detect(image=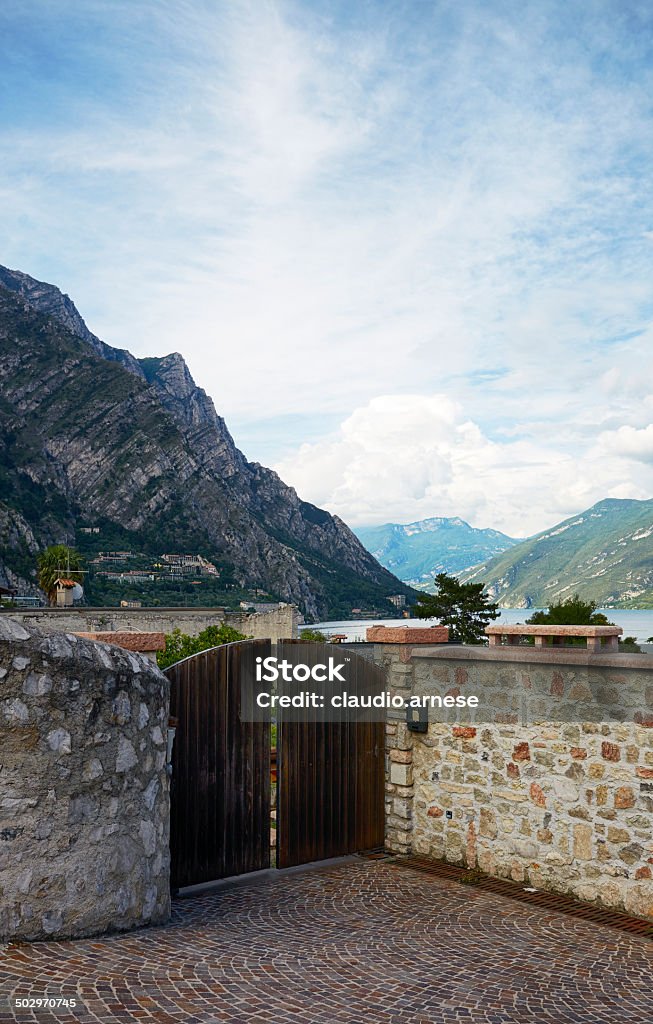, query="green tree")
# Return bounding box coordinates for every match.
[620,636,641,652]
[526,595,611,626]
[299,628,328,642]
[157,622,248,669]
[413,573,499,644]
[37,544,84,605]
